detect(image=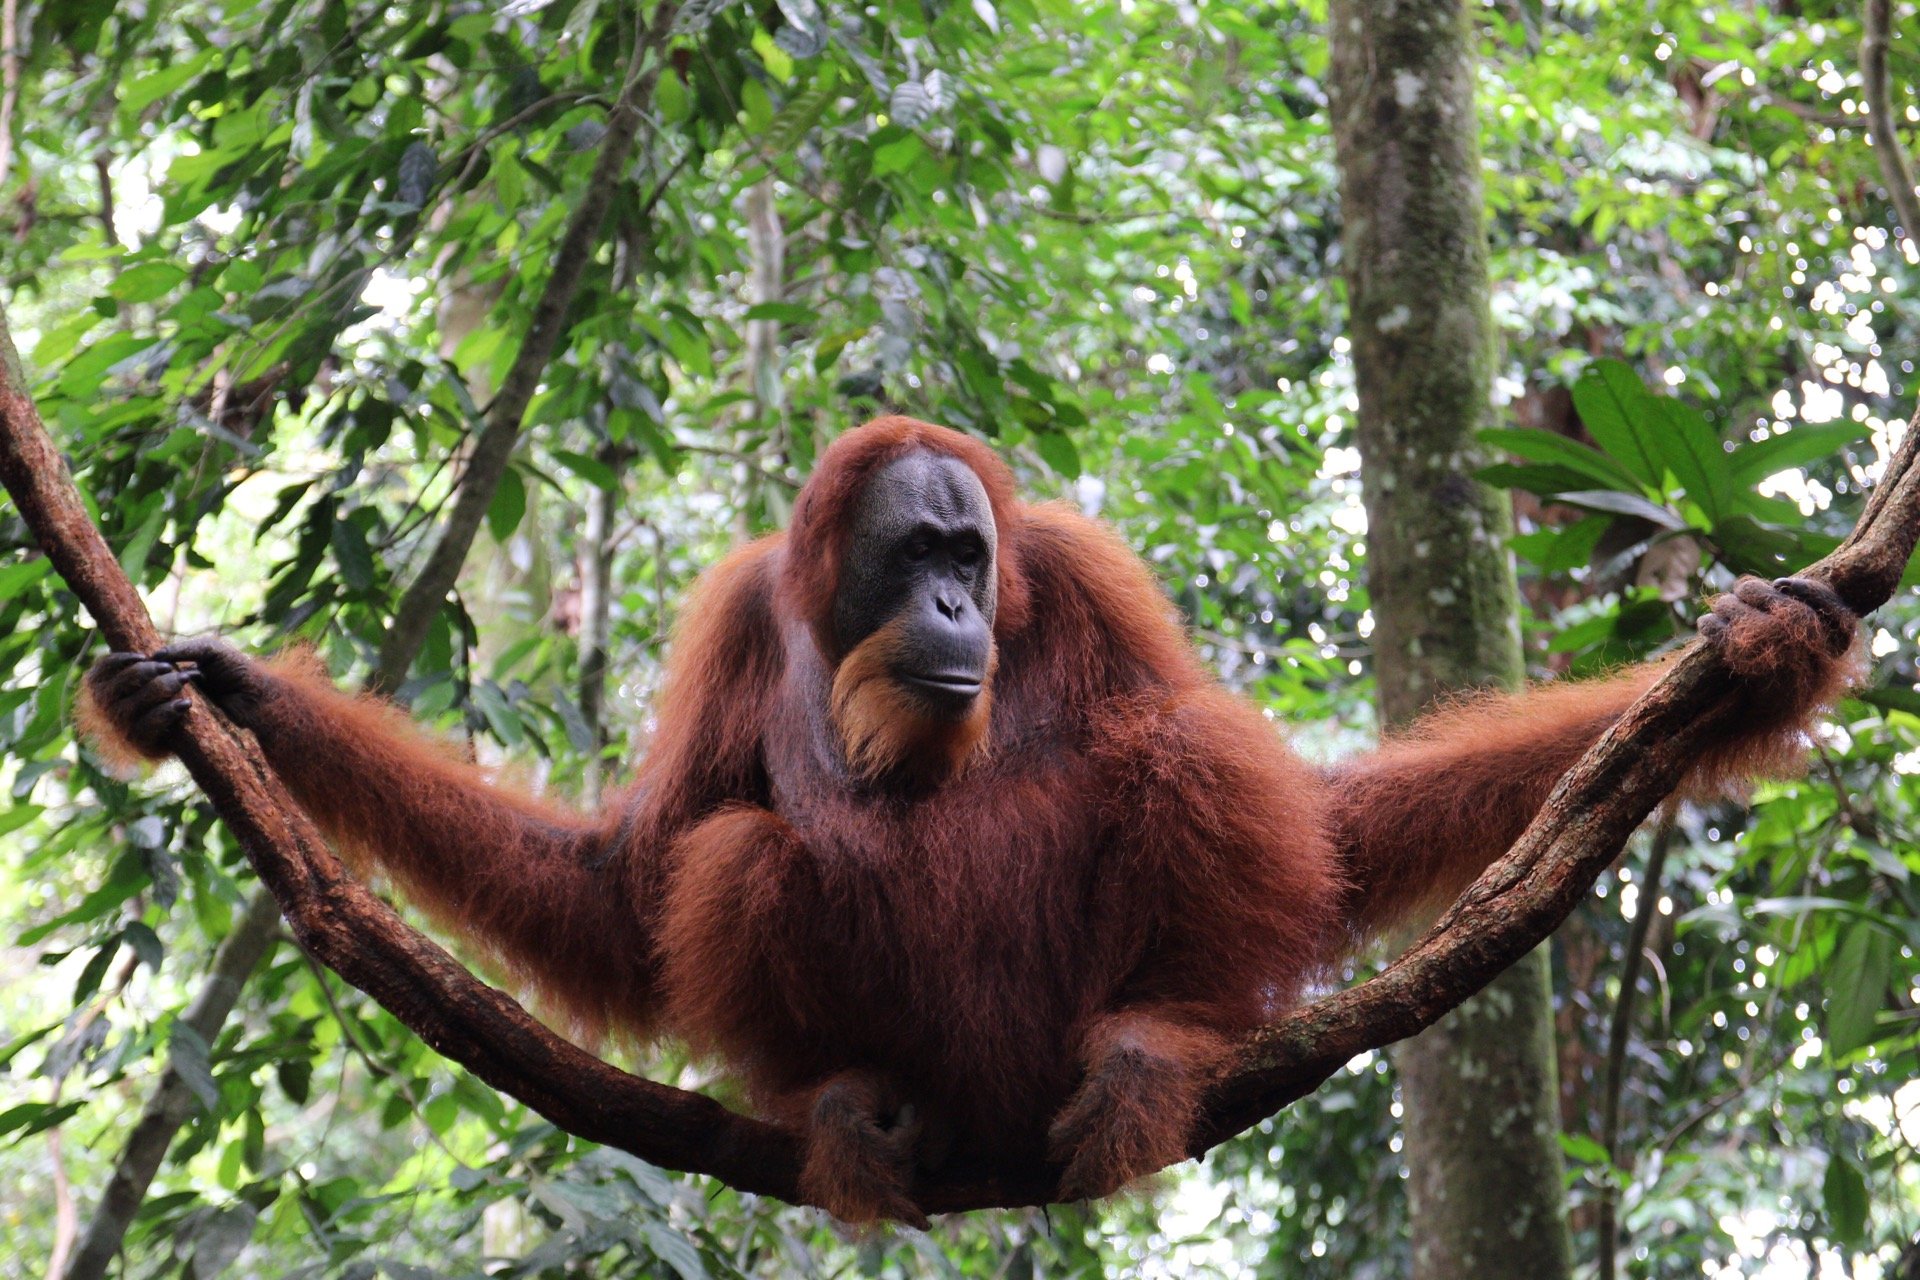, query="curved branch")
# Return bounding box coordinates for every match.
[5,294,1919,1212]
